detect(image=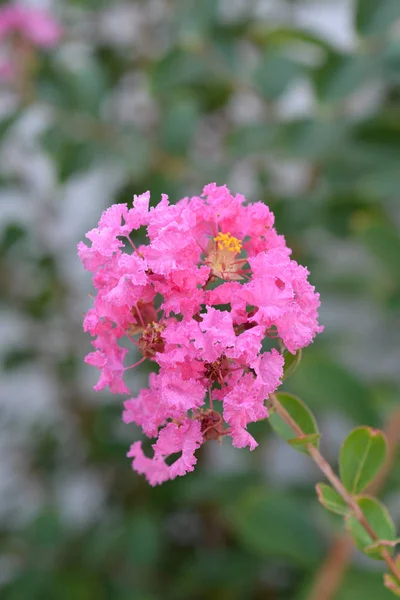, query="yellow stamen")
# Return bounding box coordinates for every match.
[214,232,242,254]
